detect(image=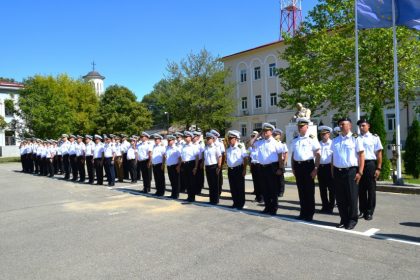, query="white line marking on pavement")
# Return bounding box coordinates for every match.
[363,228,380,236]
